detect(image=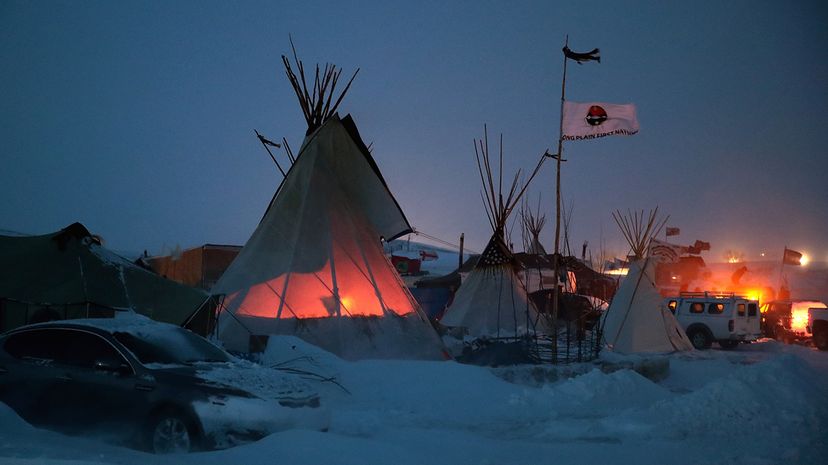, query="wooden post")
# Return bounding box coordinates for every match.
[459,233,465,269]
[550,35,570,363]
